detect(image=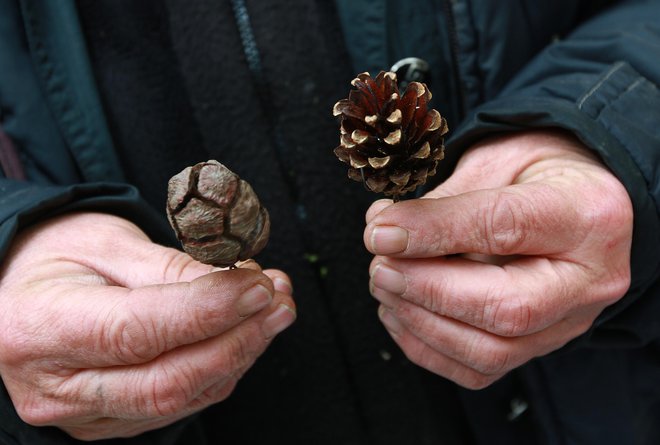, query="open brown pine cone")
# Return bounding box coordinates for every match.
[333,71,448,198]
